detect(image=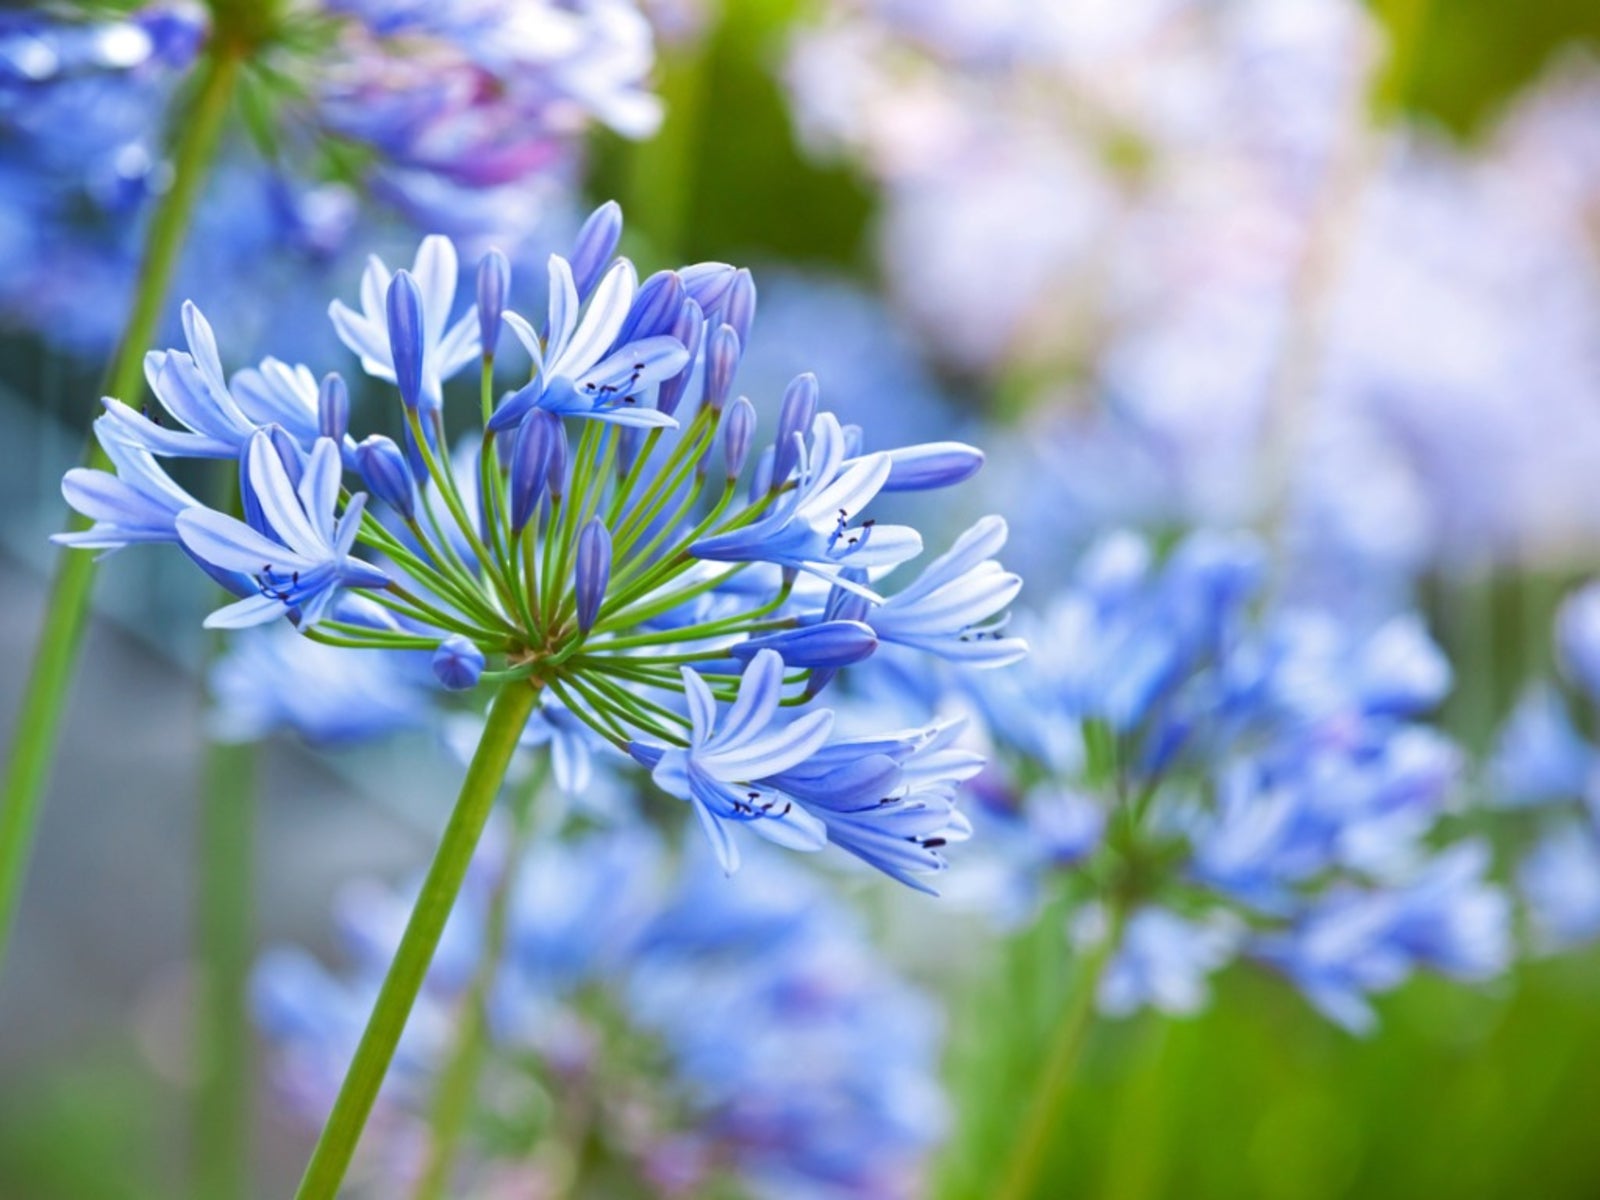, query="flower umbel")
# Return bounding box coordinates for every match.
[57,202,1018,887]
